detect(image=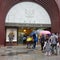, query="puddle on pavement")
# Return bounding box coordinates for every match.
[1,51,28,56]
[0,47,35,56]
